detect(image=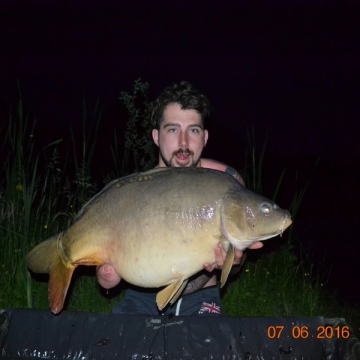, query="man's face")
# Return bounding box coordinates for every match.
[152,103,209,167]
